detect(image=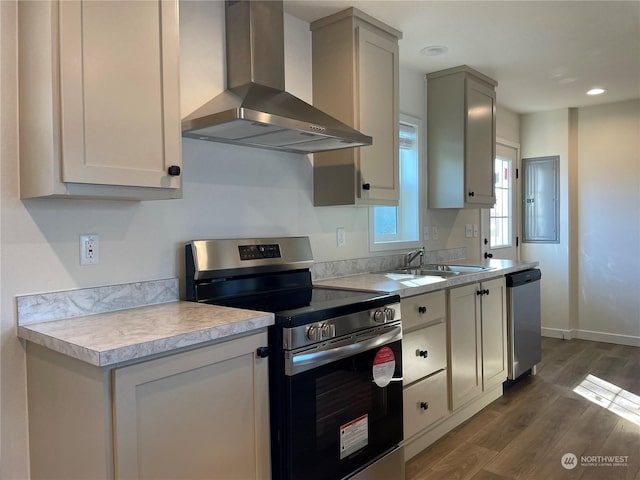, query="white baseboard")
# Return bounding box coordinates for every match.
[542,327,640,347]
[574,329,640,347]
[541,327,573,340]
